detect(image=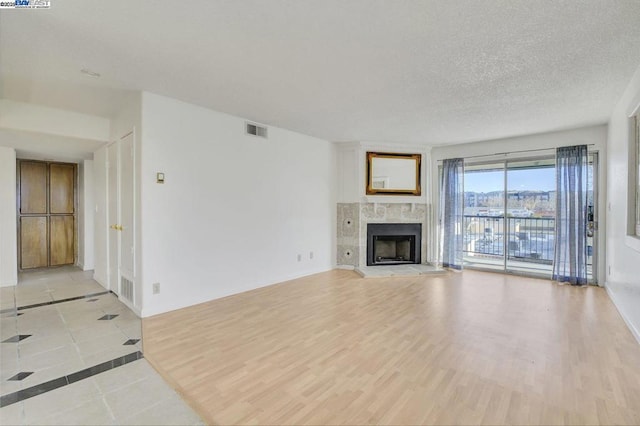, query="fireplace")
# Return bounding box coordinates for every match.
[367,223,421,266]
